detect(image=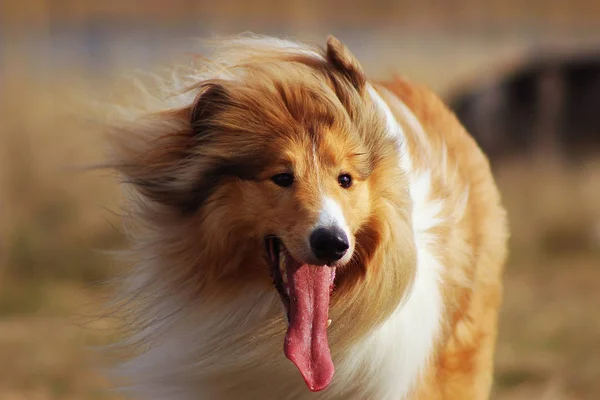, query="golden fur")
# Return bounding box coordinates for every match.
[106,34,508,399]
